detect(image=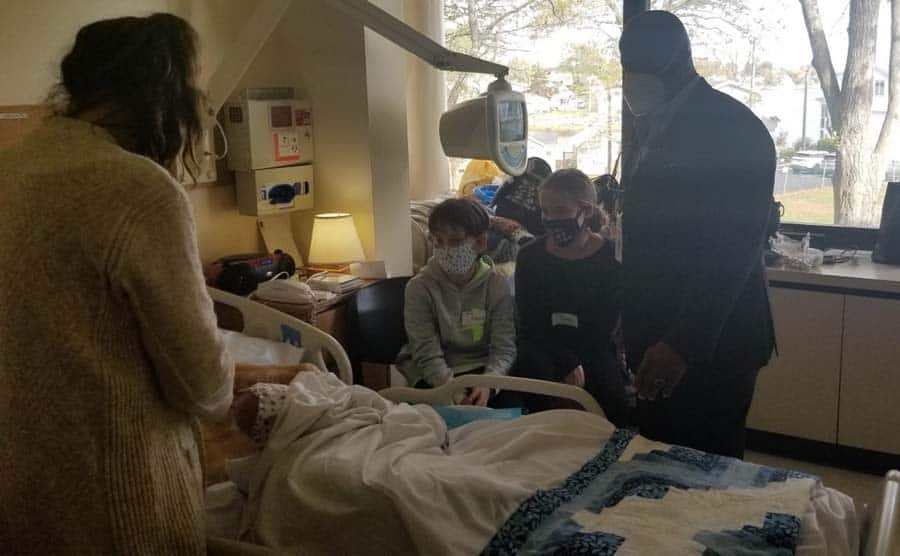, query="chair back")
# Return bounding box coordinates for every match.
[346,277,412,366]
